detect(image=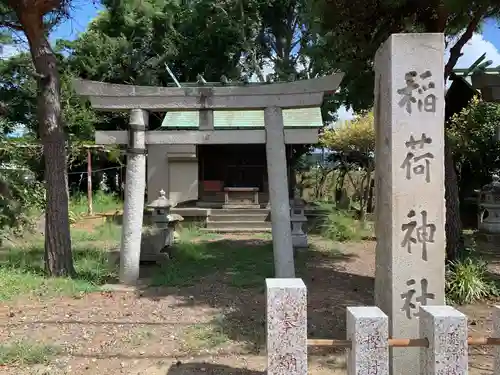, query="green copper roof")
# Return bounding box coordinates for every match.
[160,107,323,128]
[161,111,199,128]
